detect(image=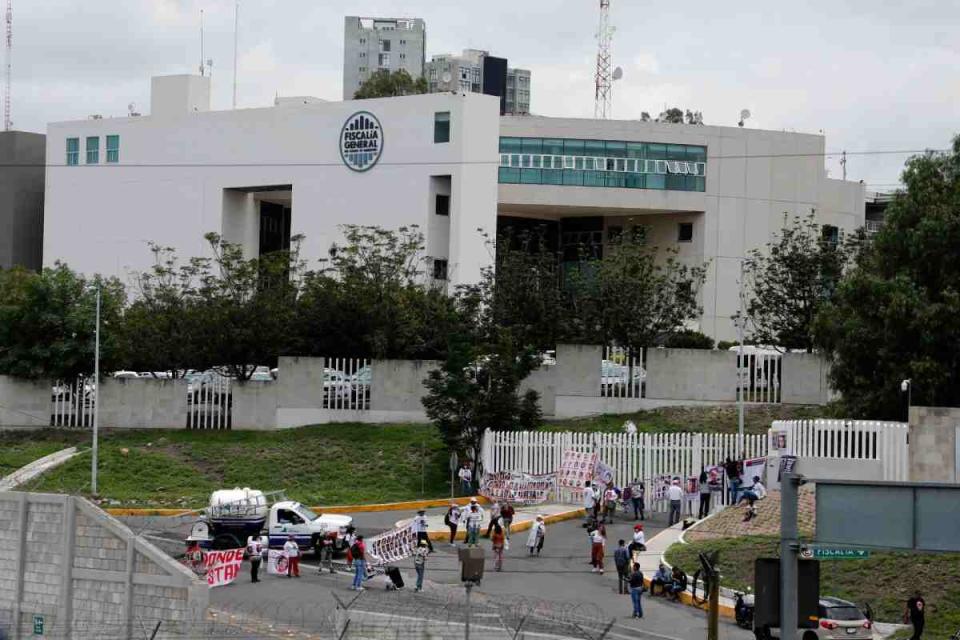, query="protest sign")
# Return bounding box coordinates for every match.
[705,465,723,492]
[685,476,699,497]
[741,457,767,484]
[593,461,615,488]
[267,549,288,576]
[479,471,555,505]
[651,475,673,502]
[203,548,244,588]
[366,526,418,566]
[557,450,598,489]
